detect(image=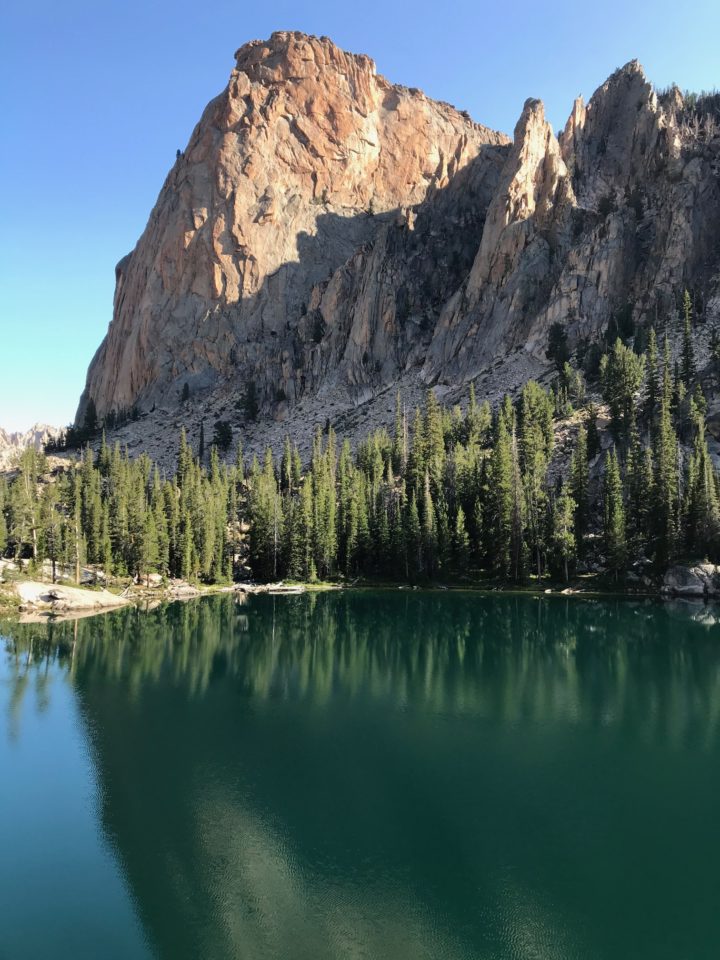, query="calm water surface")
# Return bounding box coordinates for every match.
[2,591,720,960]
